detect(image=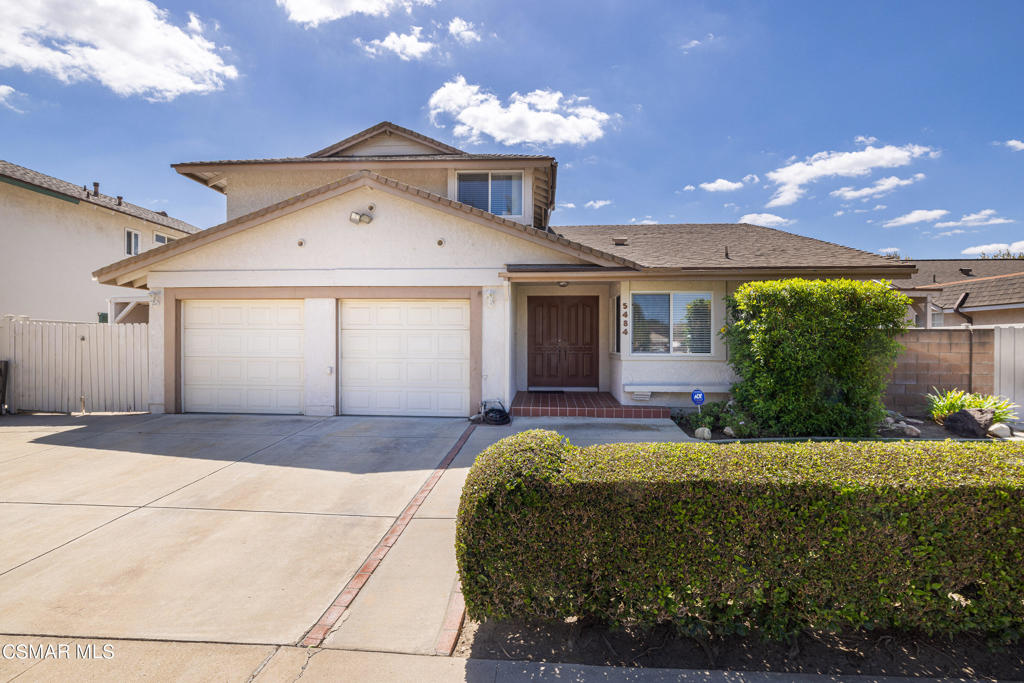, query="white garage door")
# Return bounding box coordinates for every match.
[340,299,470,417]
[182,300,304,414]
